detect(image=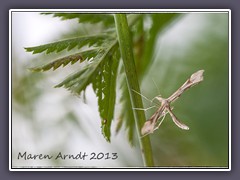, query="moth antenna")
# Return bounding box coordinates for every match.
[152,78,161,95]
